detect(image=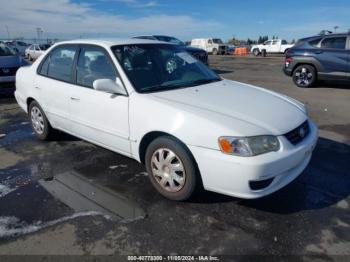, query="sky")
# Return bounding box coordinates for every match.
[0,0,349,42]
